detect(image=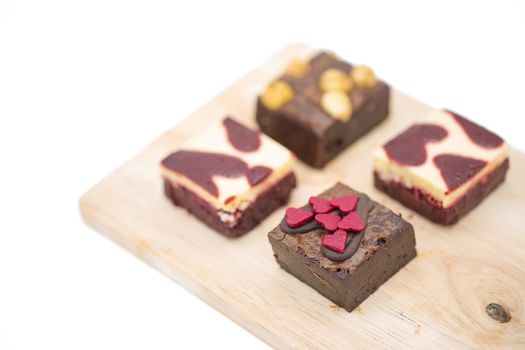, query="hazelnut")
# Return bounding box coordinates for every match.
[319,68,353,93]
[350,65,377,88]
[261,80,294,110]
[285,58,310,77]
[320,91,353,121]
